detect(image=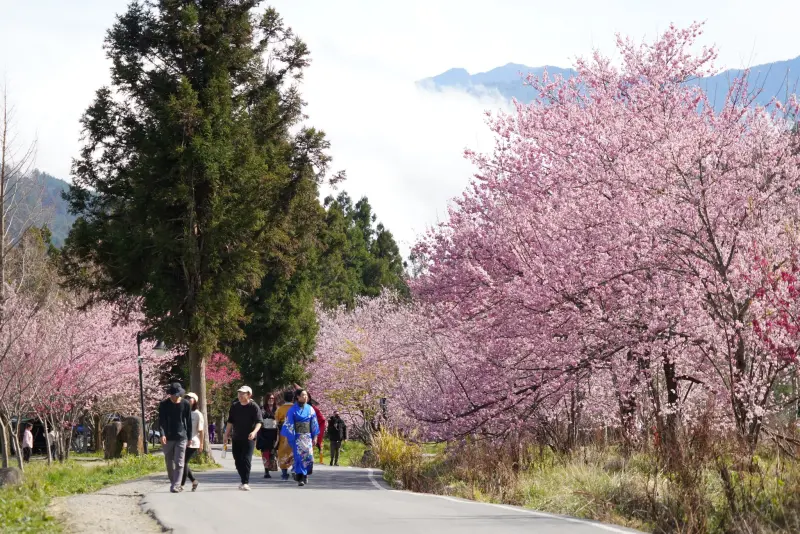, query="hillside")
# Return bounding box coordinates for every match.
[8,170,76,248]
[420,55,800,109]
